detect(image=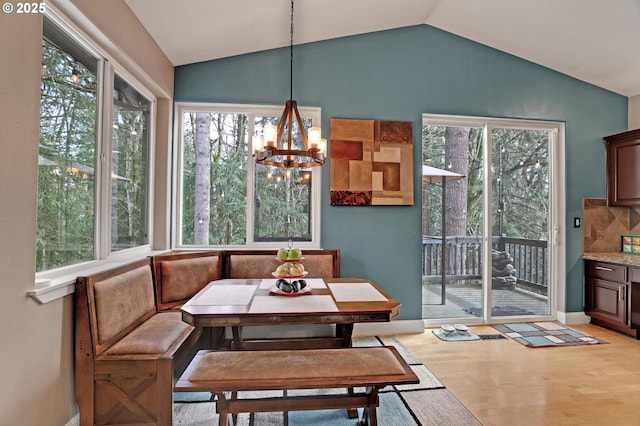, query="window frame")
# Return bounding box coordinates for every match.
[32,5,158,302]
[173,102,322,249]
